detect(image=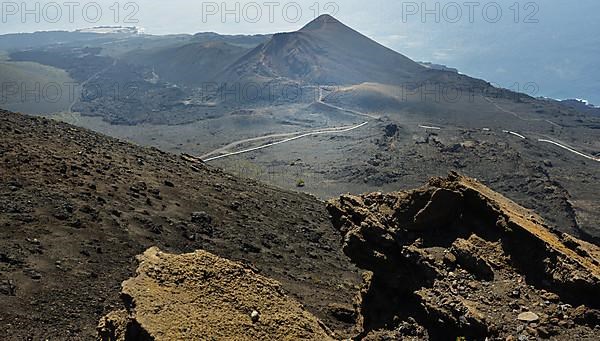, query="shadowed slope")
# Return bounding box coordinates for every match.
[221,14,425,86]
